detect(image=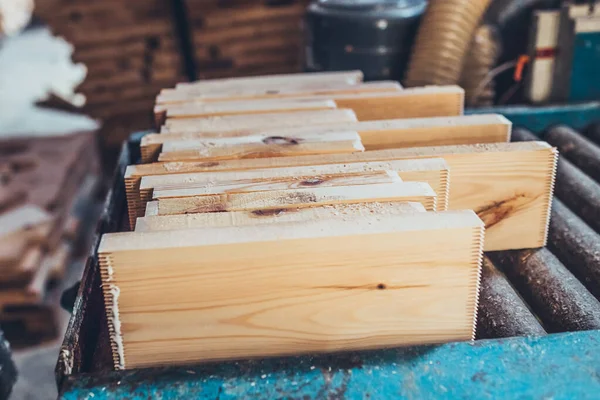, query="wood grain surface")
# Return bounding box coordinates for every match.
[157,81,400,105]
[147,182,437,215]
[151,170,401,199]
[128,142,556,250]
[161,109,358,134]
[99,210,484,369]
[140,114,510,162]
[135,202,426,232]
[126,158,449,226]
[157,131,365,162]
